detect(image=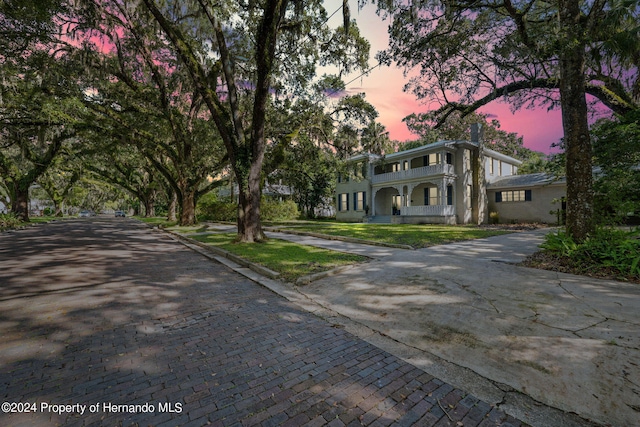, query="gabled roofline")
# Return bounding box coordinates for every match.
[346,153,381,163]
[483,148,523,165]
[345,140,523,166]
[383,140,459,160]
